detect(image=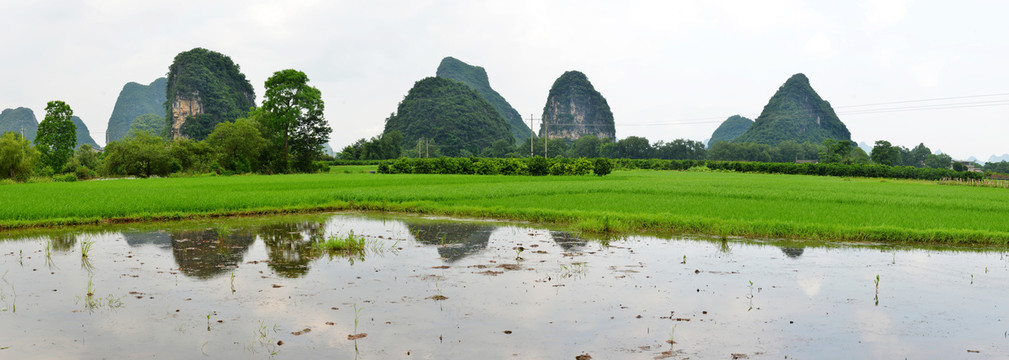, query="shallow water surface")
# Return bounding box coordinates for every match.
[0,213,1007,359]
